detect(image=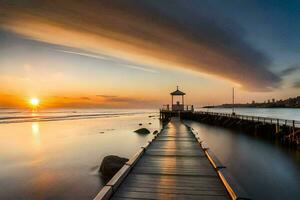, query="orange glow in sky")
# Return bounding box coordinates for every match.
[0,1,299,109]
